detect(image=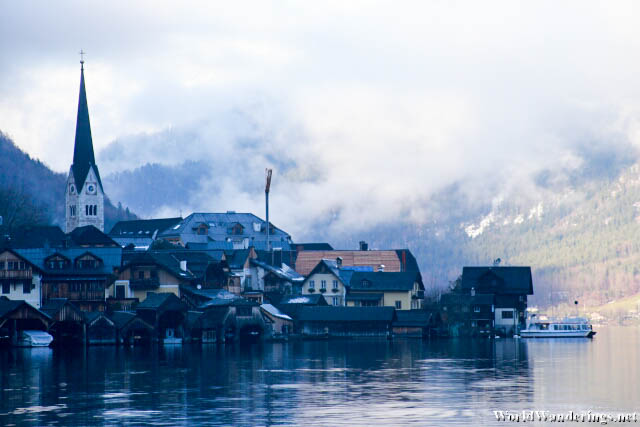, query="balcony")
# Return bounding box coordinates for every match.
[129,278,160,290]
[412,290,425,299]
[0,270,32,279]
[106,297,139,312]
